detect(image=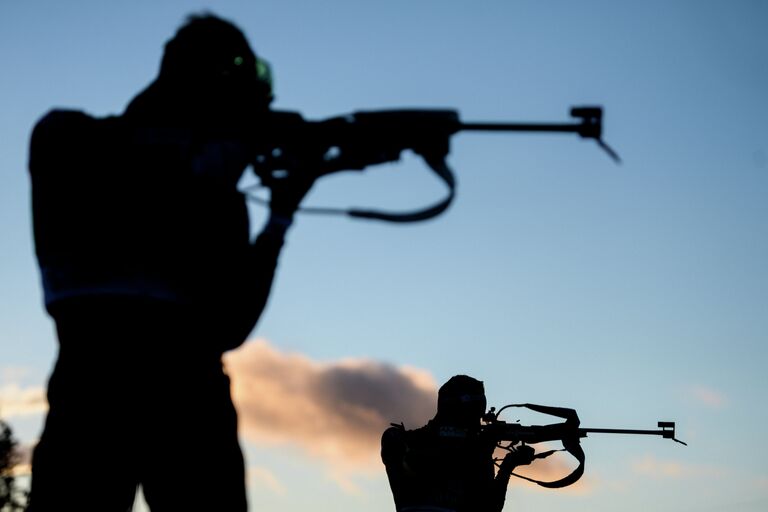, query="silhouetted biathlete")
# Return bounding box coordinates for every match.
[26,13,317,512]
[381,375,535,512]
